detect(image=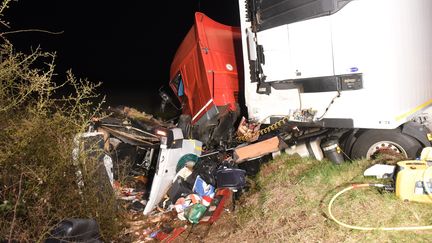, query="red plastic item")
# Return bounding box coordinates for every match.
[155,231,169,241]
[200,188,232,224]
